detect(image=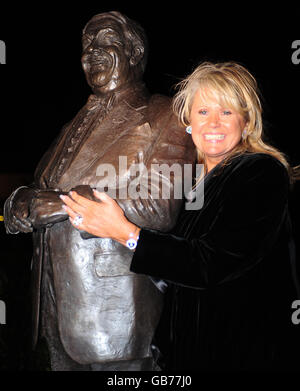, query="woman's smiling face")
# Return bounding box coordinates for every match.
[190,88,248,171]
